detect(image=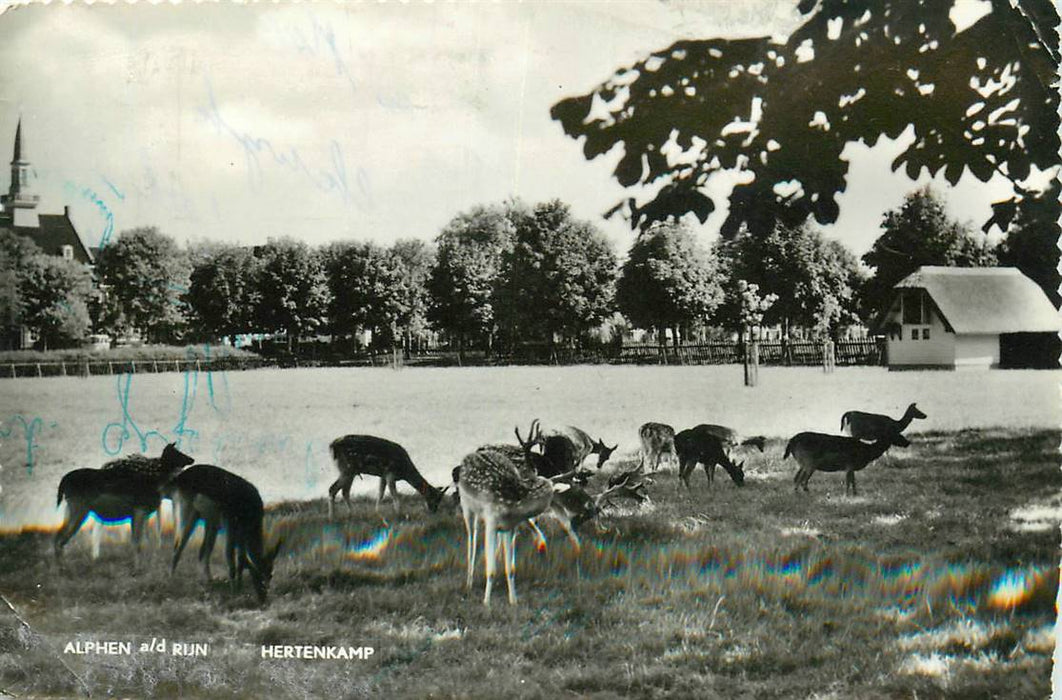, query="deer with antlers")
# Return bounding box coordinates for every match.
[327,435,447,518]
[54,443,194,562]
[459,419,579,606]
[538,425,618,475]
[167,464,283,603]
